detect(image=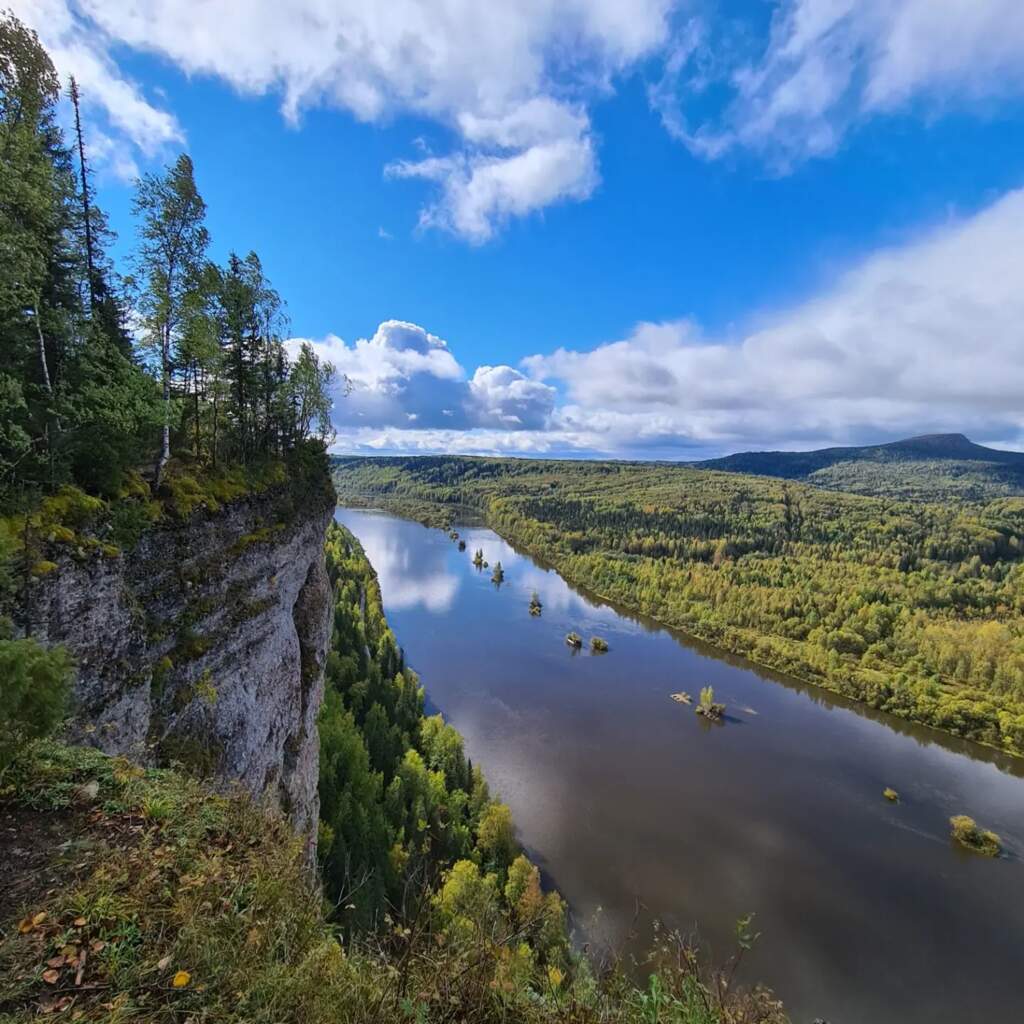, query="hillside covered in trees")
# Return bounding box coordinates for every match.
[695,433,1024,501]
[333,455,1024,757]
